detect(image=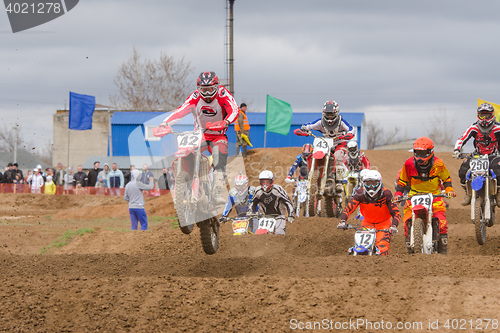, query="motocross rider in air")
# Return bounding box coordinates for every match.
[300,101,355,194]
[159,72,239,205]
[394,137,456,255]
[250,170,294,235]
[219,173,258,232]
[337,170,400,256]
[453,103,500,207]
